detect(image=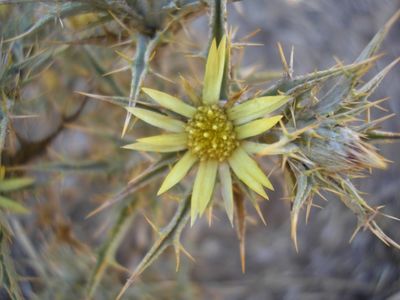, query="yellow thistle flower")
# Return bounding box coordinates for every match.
[124,36,290,224]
